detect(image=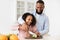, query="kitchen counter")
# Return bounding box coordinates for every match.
[19,34,60,40]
